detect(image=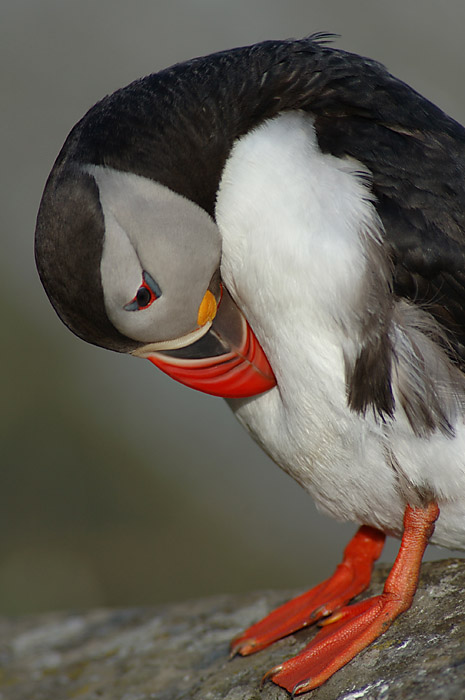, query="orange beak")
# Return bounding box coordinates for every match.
[145,287,276,399]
